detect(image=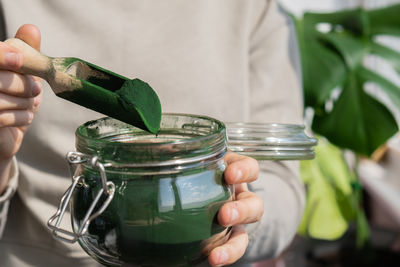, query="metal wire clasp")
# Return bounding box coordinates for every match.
[47,152,115,243]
